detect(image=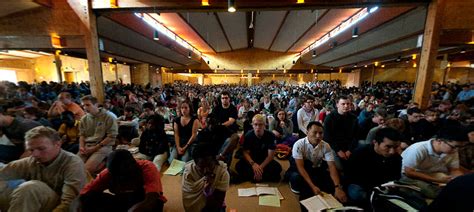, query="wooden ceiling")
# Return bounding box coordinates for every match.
[2,0,473,73]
